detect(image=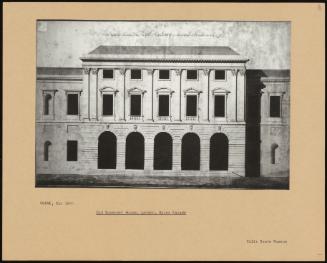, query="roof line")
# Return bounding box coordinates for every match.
[80,58,249,63]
